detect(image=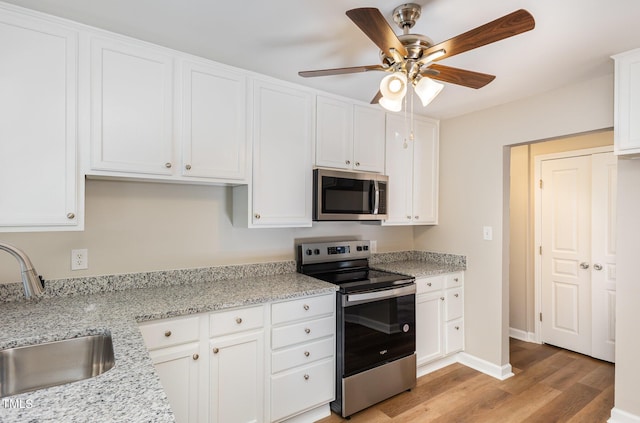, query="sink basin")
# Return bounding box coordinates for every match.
[0,333,115,398]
